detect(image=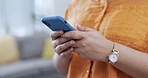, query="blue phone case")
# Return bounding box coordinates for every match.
[42,16,75,32]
